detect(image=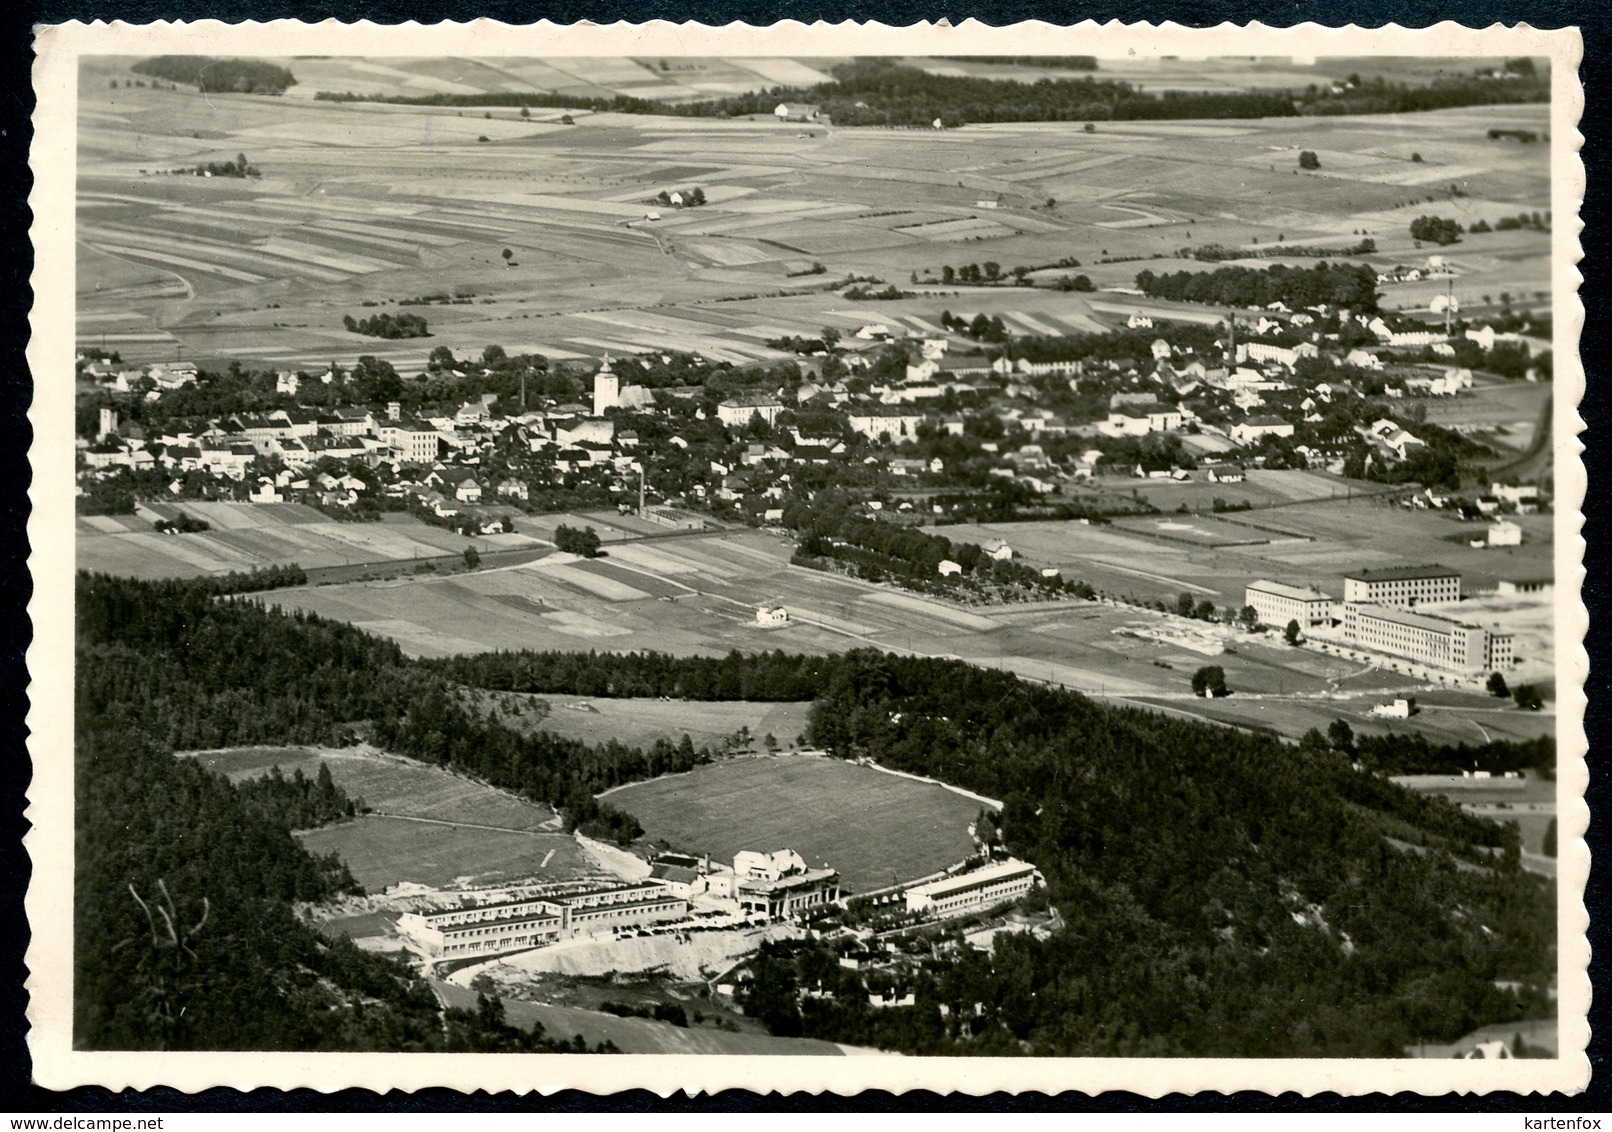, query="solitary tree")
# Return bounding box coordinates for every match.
[1327,719,1355,755]
[1176,592,1197,618]
[1191,665,1228,698]
[519,105,530,118]
[463,545,481,571]
[1512,683,1544,711]
[1284,619,1303,646]
[1298,150,1321,170]
[1487,671,1511,698]
[1238,604,1259,630]
[501,247,514,266]
[1543,816,1557,858]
